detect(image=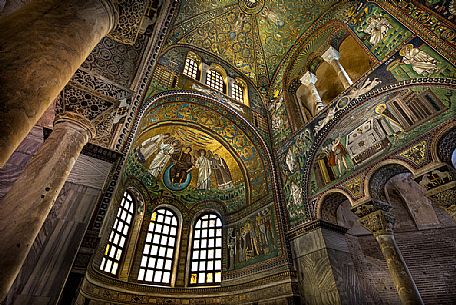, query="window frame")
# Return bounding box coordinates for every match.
[100,191,135,276]
[188,212,223,286]
[231,81,244,103]
[183,57,199,80]
[137,207,181,286]
[205,69,226,94]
